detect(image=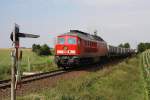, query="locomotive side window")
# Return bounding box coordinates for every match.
[68,37,76,44]
[58,37,65,44]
